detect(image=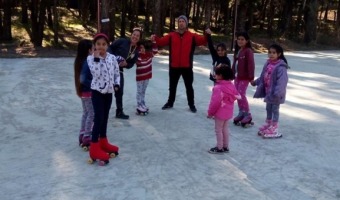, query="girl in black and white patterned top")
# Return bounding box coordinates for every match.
[86,33,123,165]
